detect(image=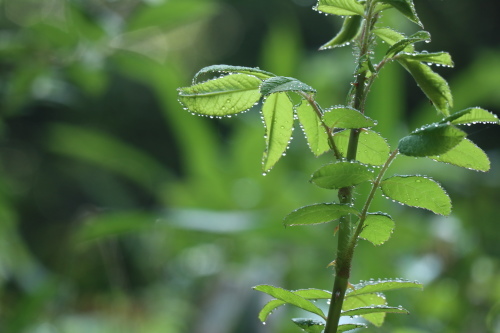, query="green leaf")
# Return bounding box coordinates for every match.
[341,305,409,317]
[192,64,275,83]
[260,76,316,95]
[314,0,365,16]
[442,107,500,125]
[334,130,391,166]
[311,161,375,189]
[398,59,453,115]
[398,52,454,68]
[343,293,387,327]
[373,27,407,46]
[296,101,331,156]
[320,15,363,50]
[253,285,326,319]
[398,123,466,157]
[322,106,377,129]
[380,175,451,215]
[376,0,422,27]
[262,92,294,172]
[258,299,286,322]
[178,74,262,116]
[385,31,430,57]
[338,324,368,332]
[291,318,325,333]
[284,203,359,227]
[429,139,490,172]
[348,279,423,296]
[359,213,395,246]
